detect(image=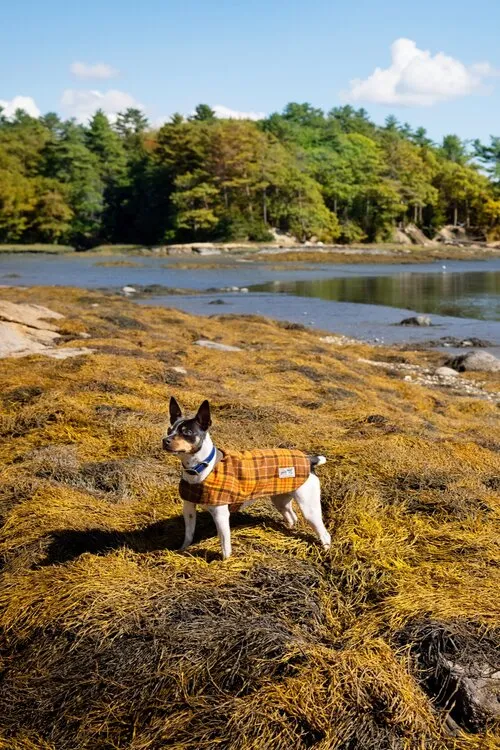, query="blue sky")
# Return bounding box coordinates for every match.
[1,0,500,142]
